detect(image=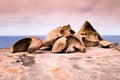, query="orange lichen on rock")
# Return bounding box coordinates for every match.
[5,68,16,74]
[0,56,18,61]
[51,68,69,80]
